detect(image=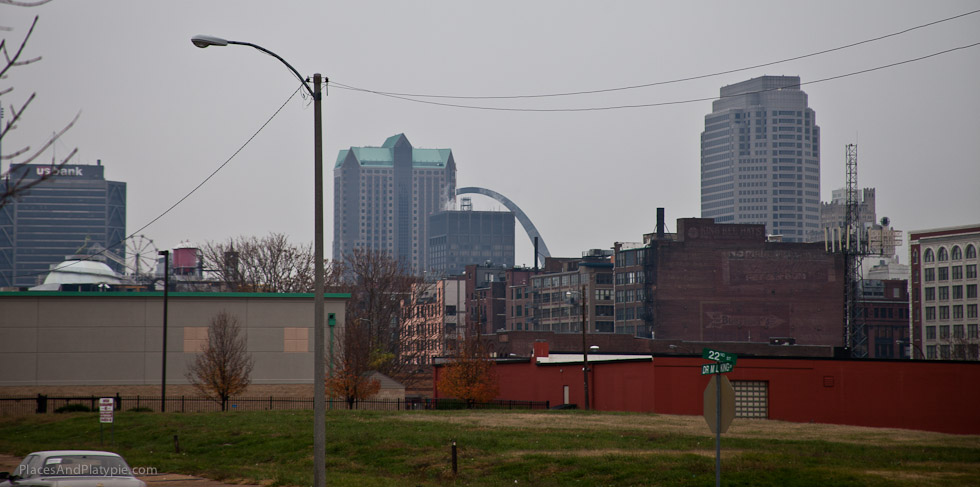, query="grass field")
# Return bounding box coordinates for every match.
[0,410,978,486]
